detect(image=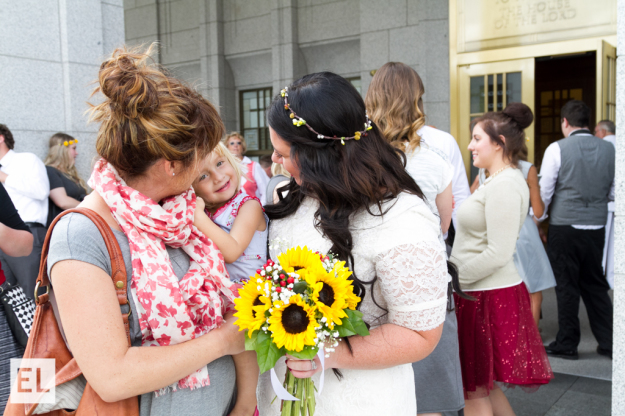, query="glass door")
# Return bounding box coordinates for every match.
[458,59,535,182]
